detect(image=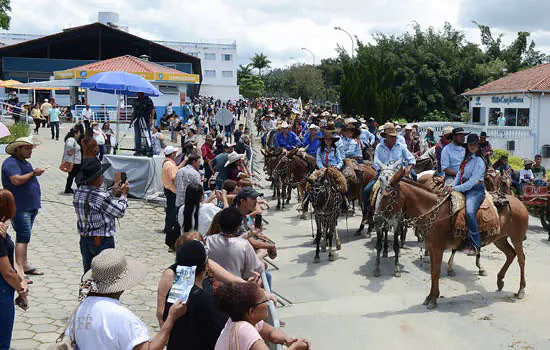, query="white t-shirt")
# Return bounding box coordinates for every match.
[70,296,150,350]
[93,129,106,145]
[178,202,221,236]
[519,169,534,183]
[82,108,93,121]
